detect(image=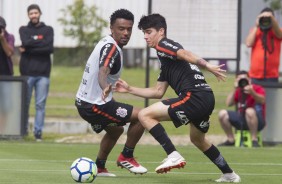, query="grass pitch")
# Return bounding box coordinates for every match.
[0,141,281,184]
